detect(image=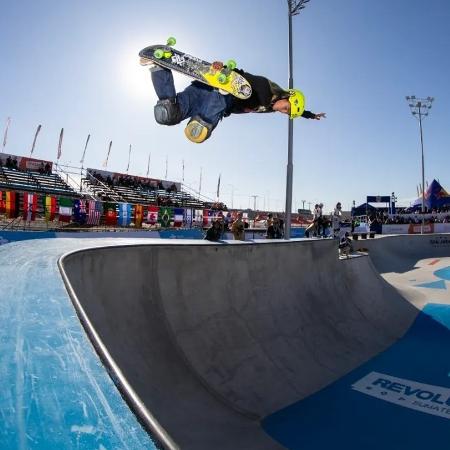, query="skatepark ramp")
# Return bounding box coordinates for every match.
[60,238,418,449]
